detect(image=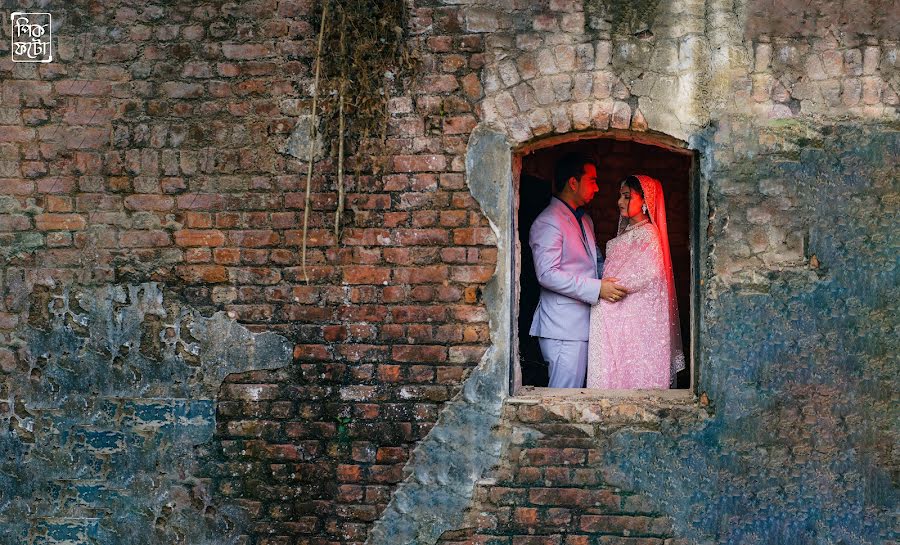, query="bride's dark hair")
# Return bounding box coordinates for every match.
[621,175,644,199]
